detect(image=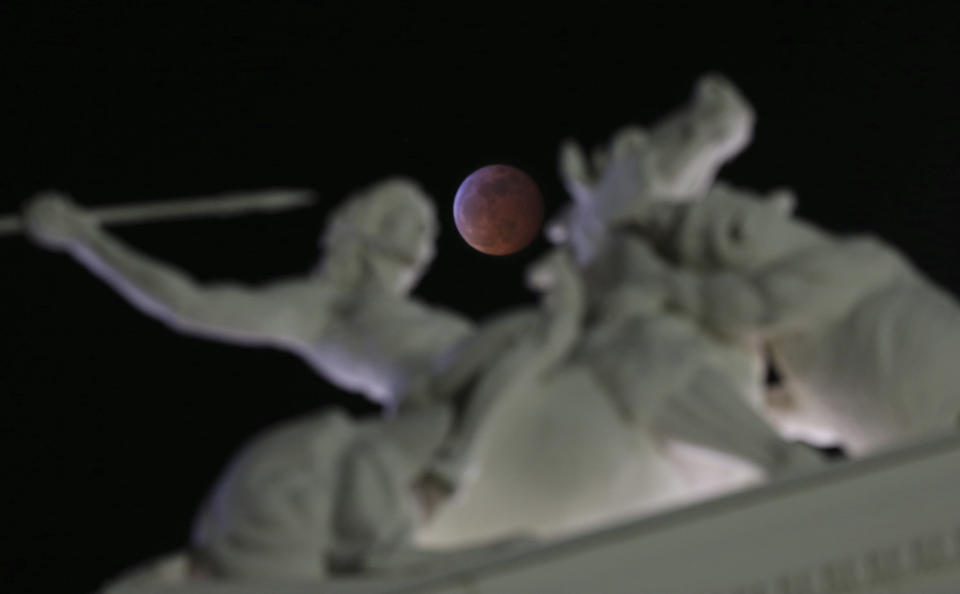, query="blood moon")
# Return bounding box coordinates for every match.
[453,164,544,256]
